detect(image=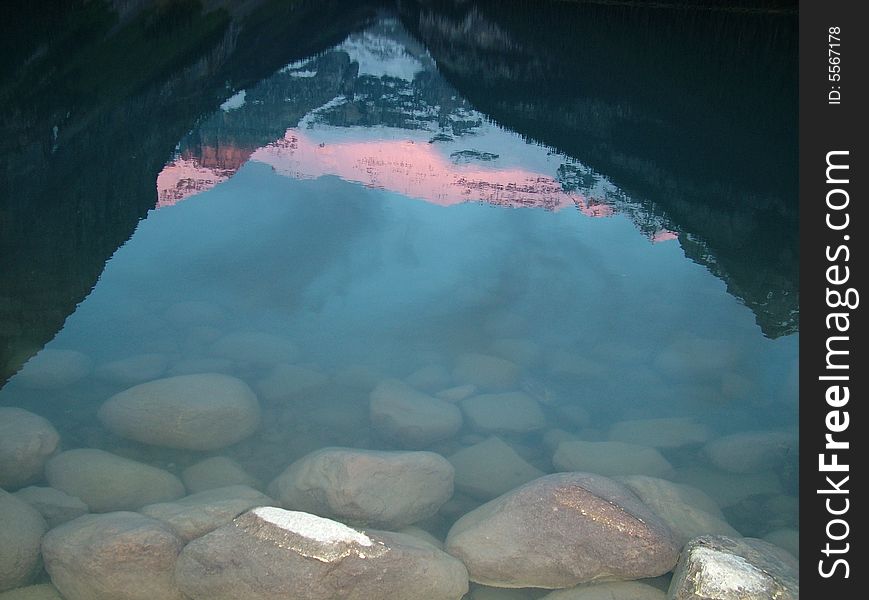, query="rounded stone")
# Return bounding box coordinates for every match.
[703,431,797,474]
[13,349,92,390]
[445,472,680,589]
[98,373,261,450]
[0,408,60,489]
[461,392,545,435]
[45,449,185,512]
[13,486,88,528]
[453,354,520,391]
[0,490,47,593]
[553,441,674,479]
[608,417,711,448]
[268,447,454,529]
[209,331,299,368]
[370,379,463,448]
[41,512,186,600]
[255,363,328,401]
[94,353,169,385]
[181,456,261,494]
[448,437,545,500]
[175,507,469,600]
